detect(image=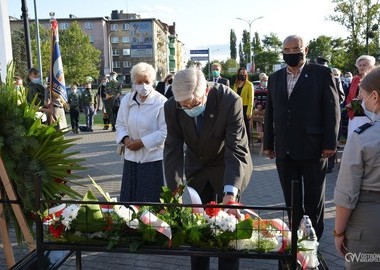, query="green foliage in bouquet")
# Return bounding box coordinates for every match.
[0,62,85,242]
[73,190,106,233]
